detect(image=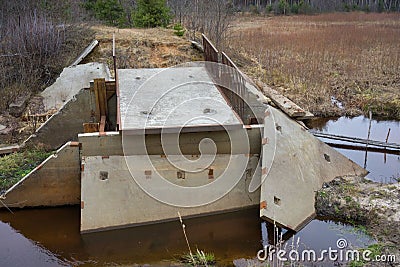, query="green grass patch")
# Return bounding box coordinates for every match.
[181,249,216,266]
[0,148,52,192]
[349,243,385,267]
